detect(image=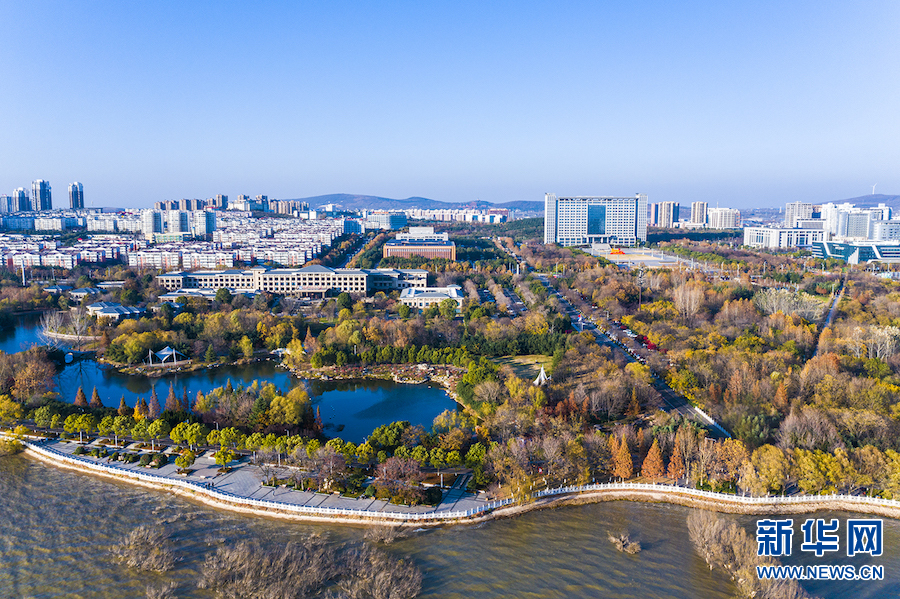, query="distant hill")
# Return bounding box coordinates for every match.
[834,194,900,209]
[285,193,543,212]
